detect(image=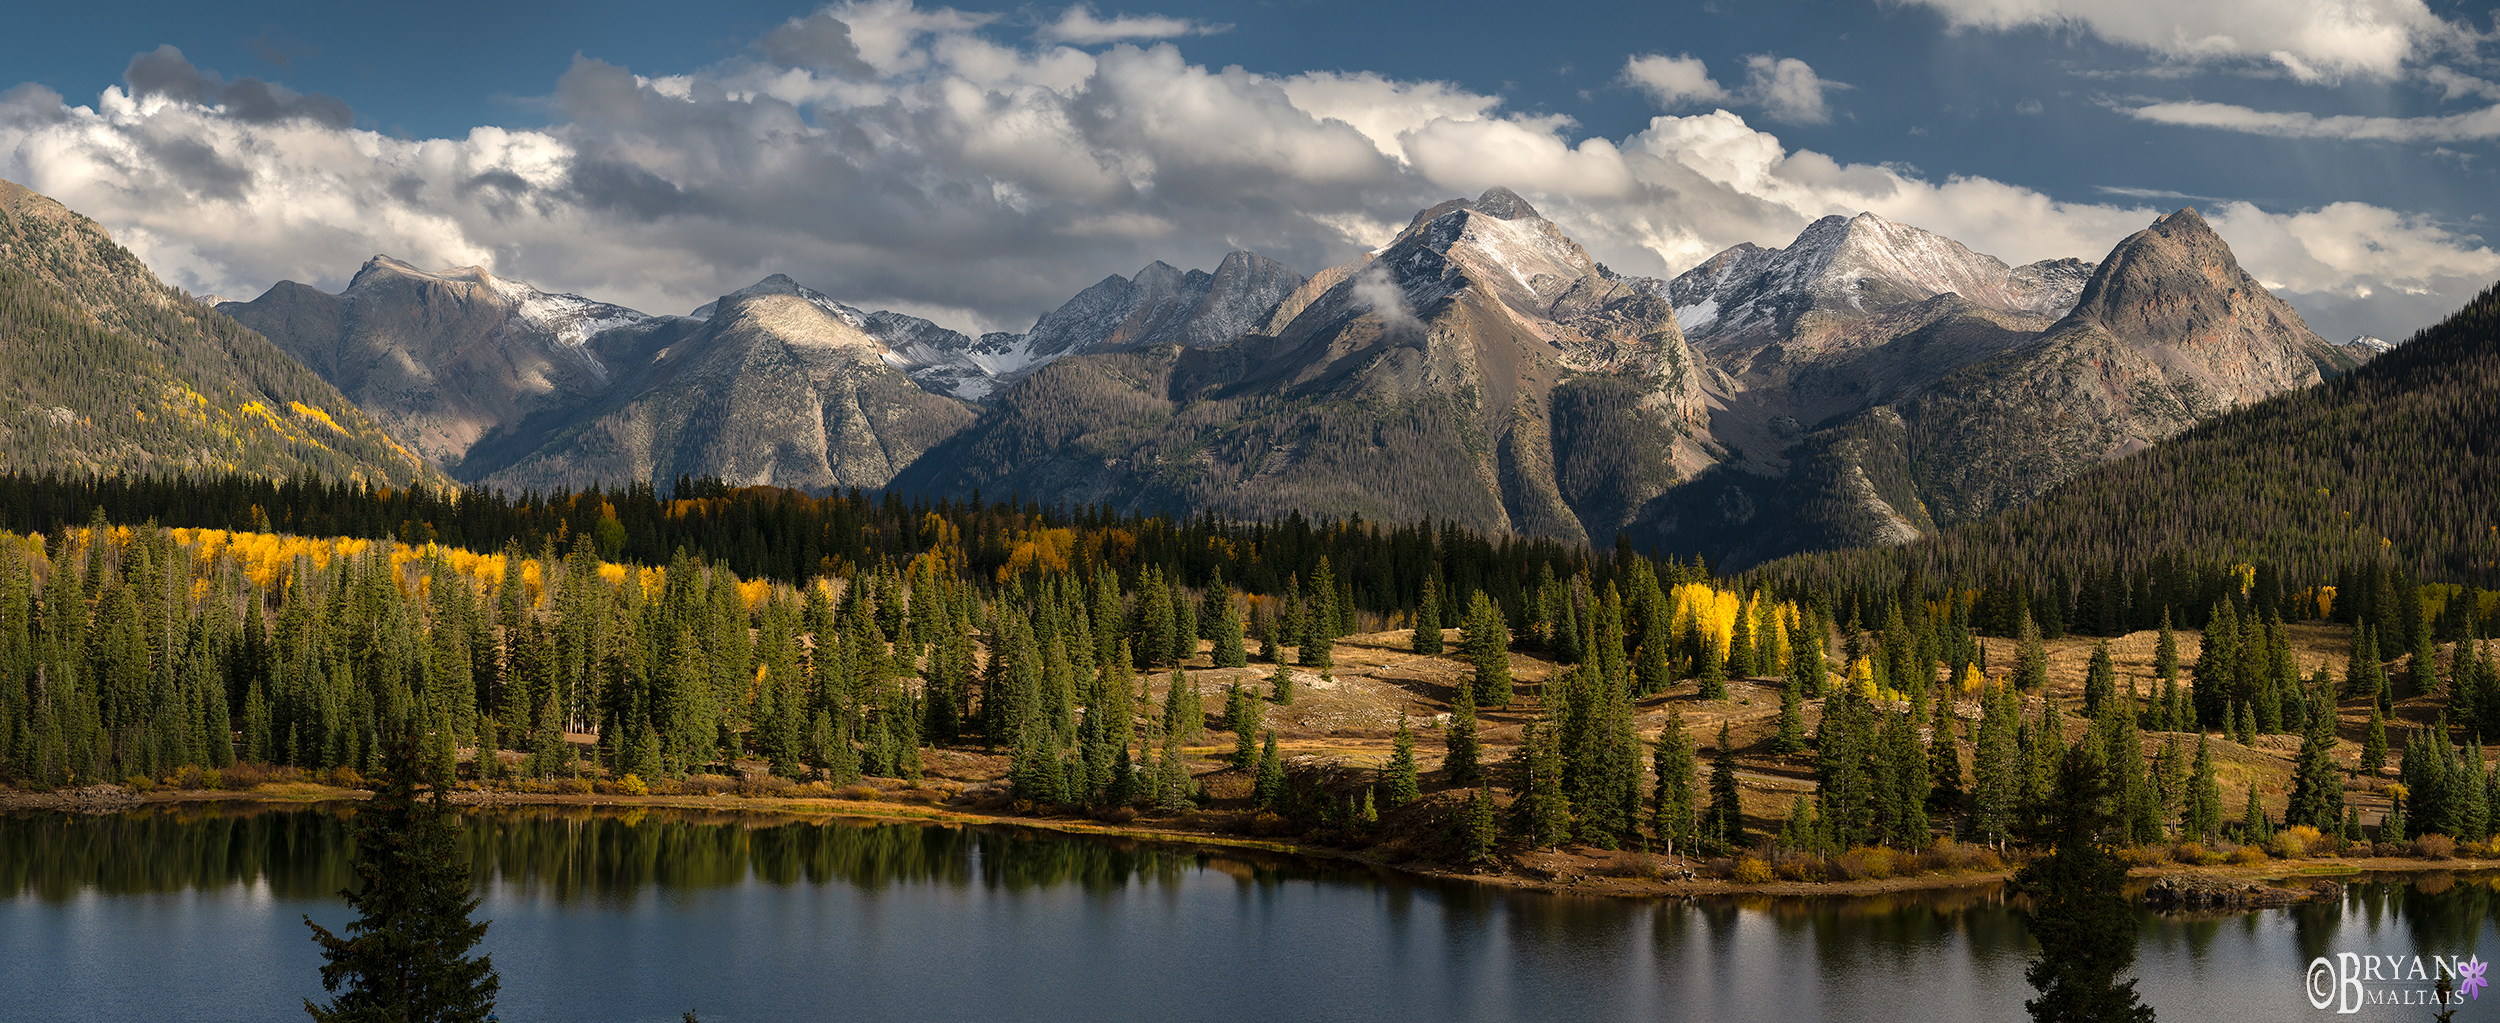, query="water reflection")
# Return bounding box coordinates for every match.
[9,806,2500,1023]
